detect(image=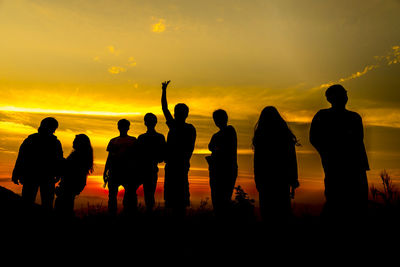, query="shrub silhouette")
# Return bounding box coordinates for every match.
[232,185,255,220]
[370,170,399,206]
